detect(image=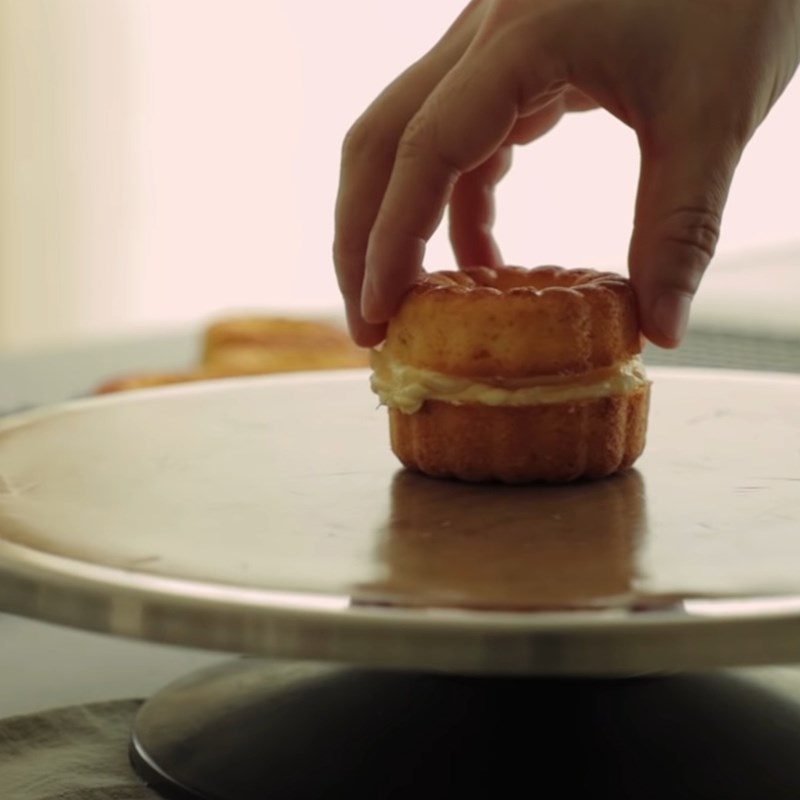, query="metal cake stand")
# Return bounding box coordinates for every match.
[1,368,799,798]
